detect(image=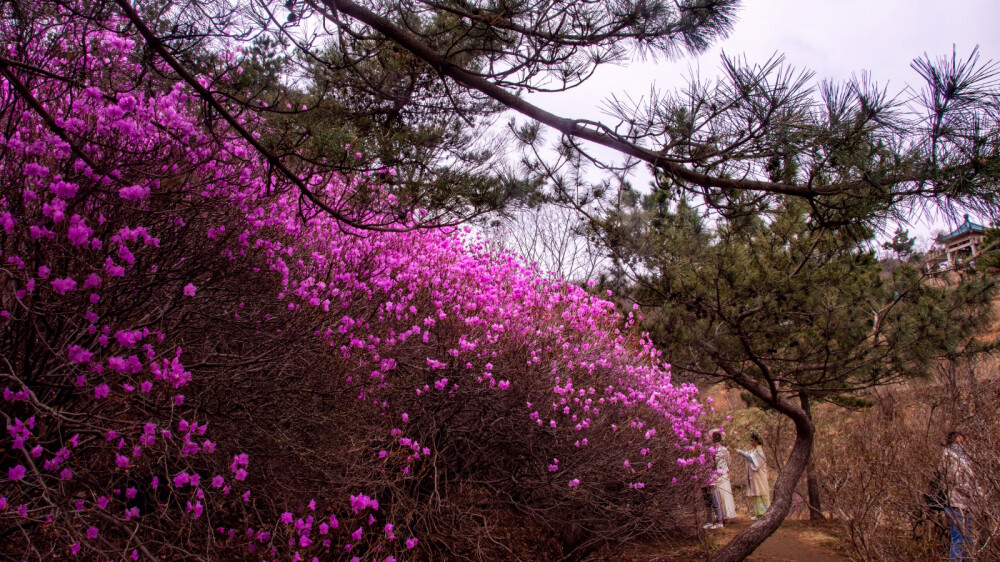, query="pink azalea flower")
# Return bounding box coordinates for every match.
[118,184,150,202]
[8,465,26,481]
[173,472,190,487]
